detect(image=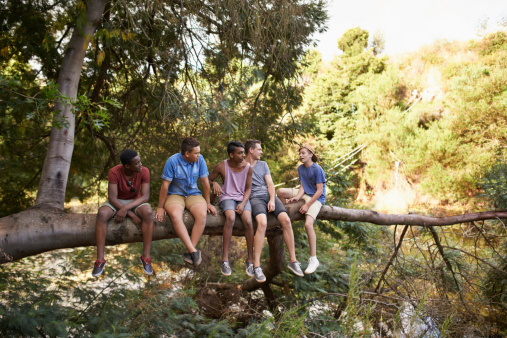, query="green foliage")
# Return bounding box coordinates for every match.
[337,27,369,56]
[0,0,328,213]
